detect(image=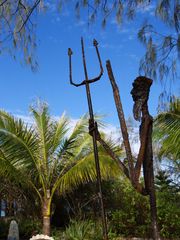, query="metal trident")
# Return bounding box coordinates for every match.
[68,38,108,240]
